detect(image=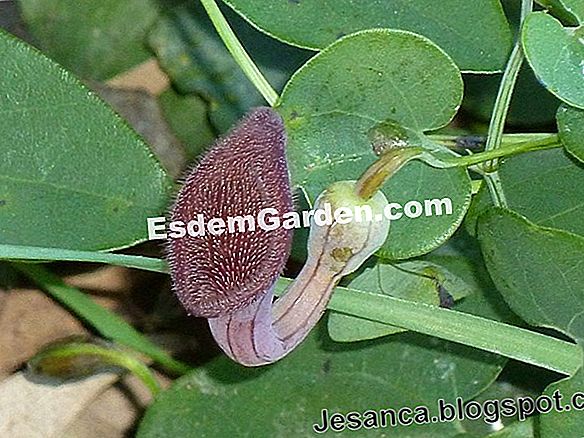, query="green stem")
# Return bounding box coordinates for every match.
[484,173,509,208]
[355,147,424,199]
[8,250,580,375]
[1,244,168,273]
[274,278,583,376]
[429,133,556,149]
[13,263,191,375]
[484,43,524,160]
[443,135,560,168]
[199,0,278,106]
[481,0,533,205]
[355,135,560,193]
[29,343,161,396]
